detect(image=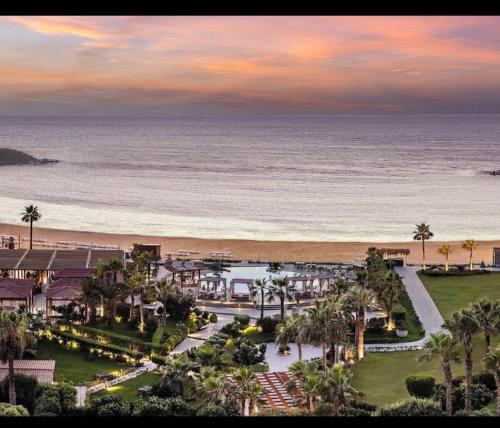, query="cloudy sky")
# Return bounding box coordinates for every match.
[1,16,500,116]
